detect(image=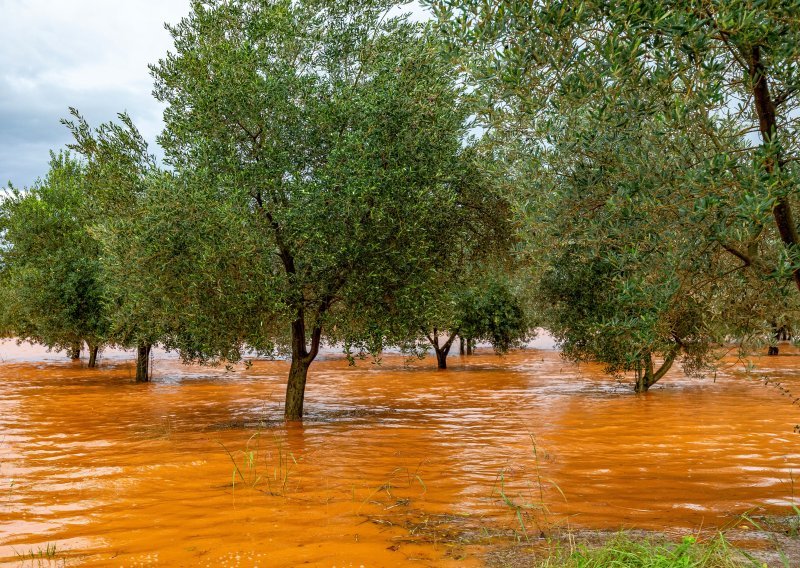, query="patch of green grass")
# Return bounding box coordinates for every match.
[534,534,761,568]
[493,434,566,542]
[13,541,58,561]
[219,431,302,497]
[790,504,800,537]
